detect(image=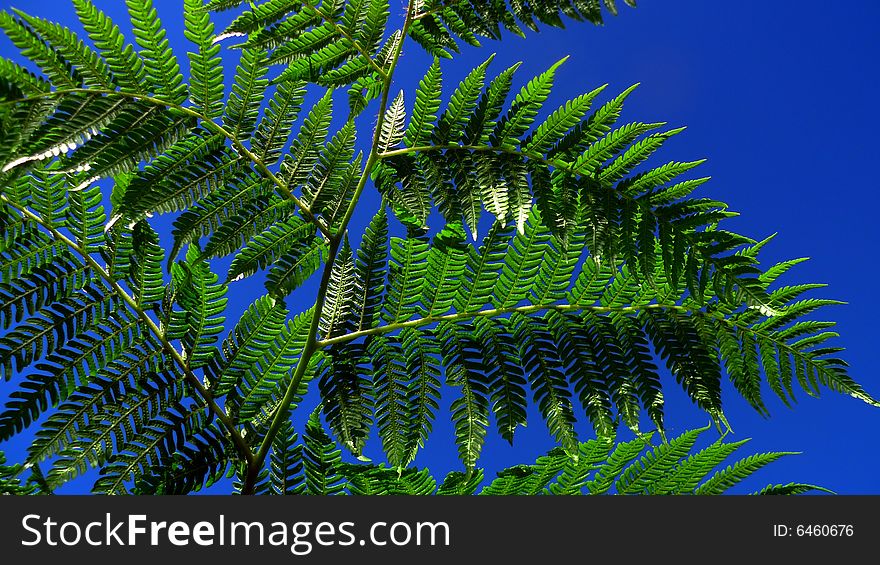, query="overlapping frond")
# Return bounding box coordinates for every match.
[211,0,394,90]
[409,0,636,57]
[229,418,827,496]
[477,426,829,495]
[0,166,221,493]
[317,206,872,470]
[0,0,869,498]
